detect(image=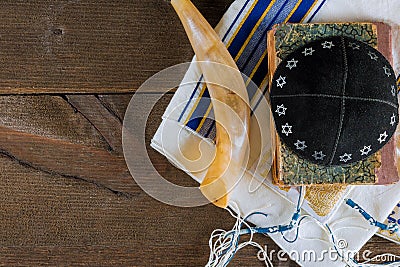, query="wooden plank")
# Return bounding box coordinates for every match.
[0,95,108,148]
[0,1,396,266]
[0,148,276,266]
[0,239,397,267]
[0,93,398,266]
[0,245,277,266]
[0,0,232,94]
[96,94,133,122]
[0,93,281,266]
[0,93,198,195]
[65,95,124,153]
[0,94,184,196]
